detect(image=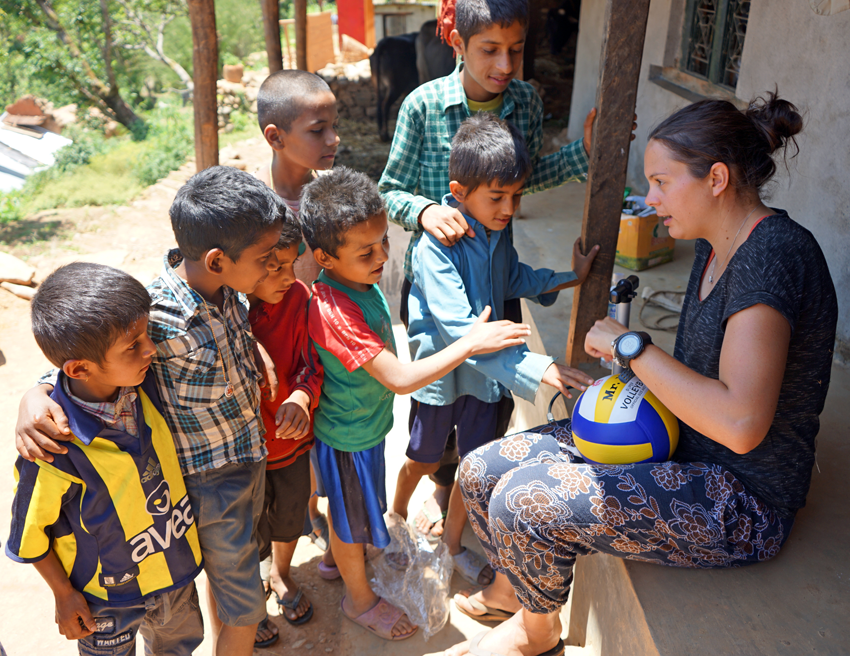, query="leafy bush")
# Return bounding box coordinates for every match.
[53,138,106,174]
[133,103,194,186]
[0,190,24,223]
